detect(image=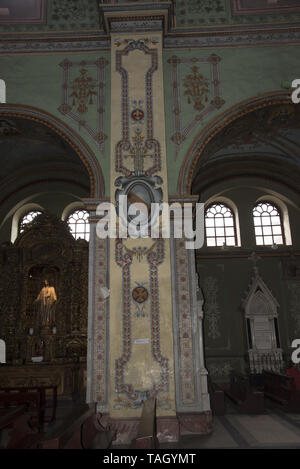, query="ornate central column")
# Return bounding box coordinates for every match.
[85,2,212,444]
[109,31,178,446]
